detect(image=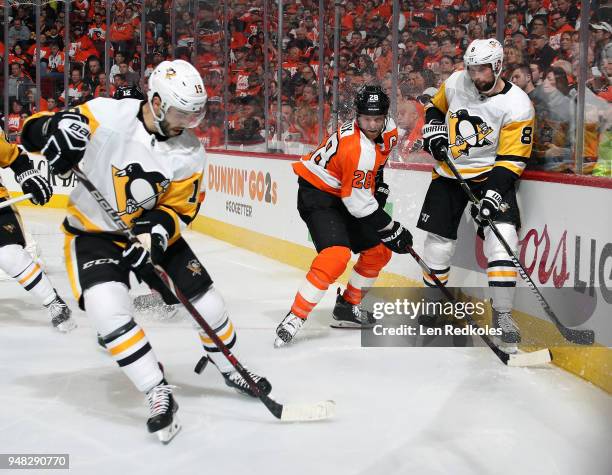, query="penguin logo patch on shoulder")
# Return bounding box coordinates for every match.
[448,109,493,158]
[112,164,171,217]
